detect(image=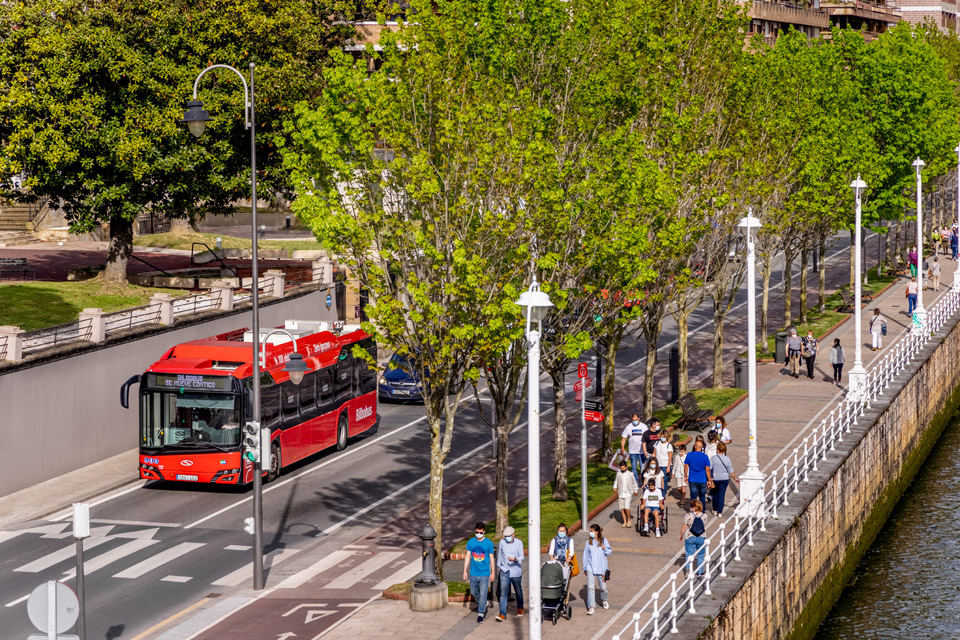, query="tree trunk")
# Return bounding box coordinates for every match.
[760,256,772,352]
[495,420,510,535]
[818,235,827,313]
[104,216,133,285]
[600,328,623,459]
[799,242,808,323]
[848,229,855,291]
[643,337,657,421]
[677,304,691,395]
[428,429,446,579]
[550,367,568,502]
[783,248,795,326]
[169,217,196,235]
[712,300,726,388]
